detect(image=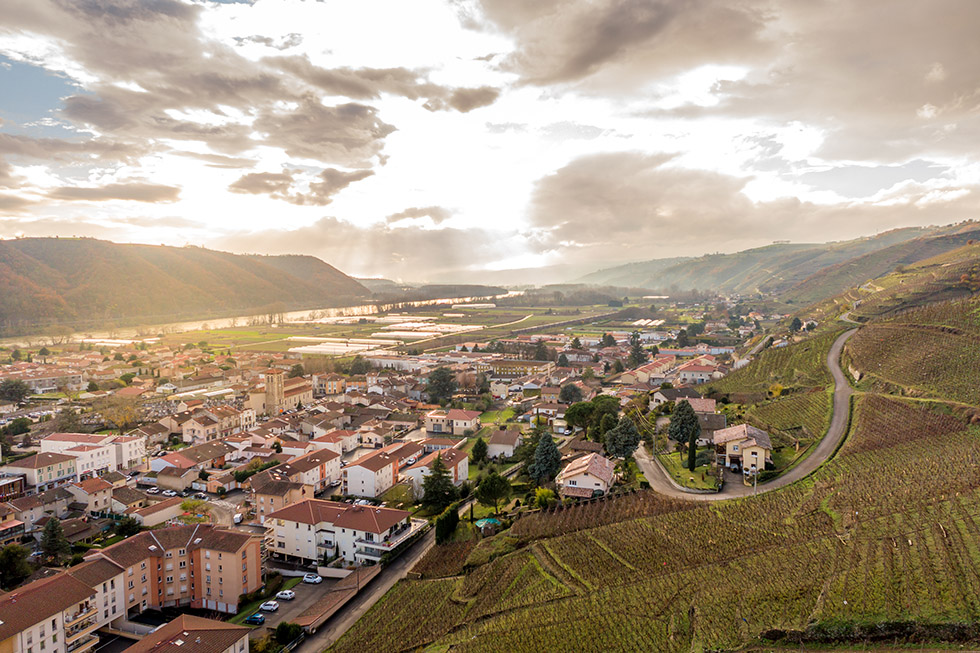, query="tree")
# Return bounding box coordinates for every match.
[532,341,549,361]
[598,412,617,439]
[0,544,31,589]
[41,518,71,562]
[601,333,616,347]
[288,364,305,378]
[475,471,511,515]
[4,417,30,437]
[275,622,303,645]
[612,360,625,373]
[422,454,459,510]
[51,409,82,433]
[10,348,21,361]
[570,337,582,349]
[605,416,642,459]
[534,487,557,509]
[677,329,690,347]
[272,441,283,453]
[471,437,488,464]
[427,367,457,405]
[115,516,142,537]
[557,353,569,367]
[789,317,803,333]
[434,503,459,544]
[668,400,700,444]
[582,367,596,381]
[628,331,648,367]
[96,395,139,431]
[86,381,99,392]
[559,384,583,405]
[38,346,50,357]
[564,401,594,431]
[0,379,30,404]
[349,356,371,375]
[687,425,699,472]
[528,434,561,485]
